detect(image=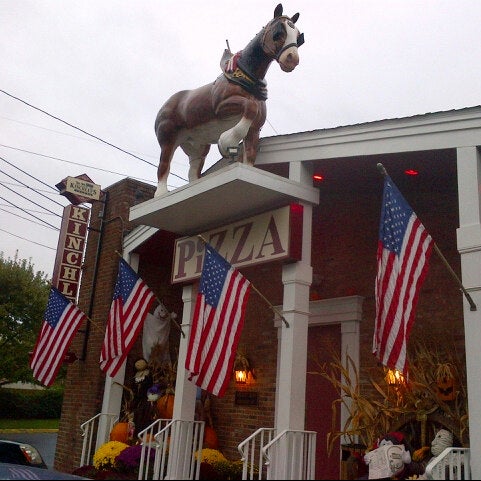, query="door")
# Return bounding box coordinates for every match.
[305,324,342,480]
